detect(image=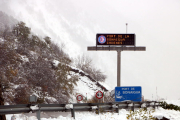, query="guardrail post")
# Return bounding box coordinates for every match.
[71,108,75,119]
[110,103,113,112]
[145,102,148,110]
[116,104,119,114]
[36,109,41,120]
[97,104,100,114]
[126,102,129,109]
[157,102,160,108]
[132,102,135,112]
[140,102,142,109]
